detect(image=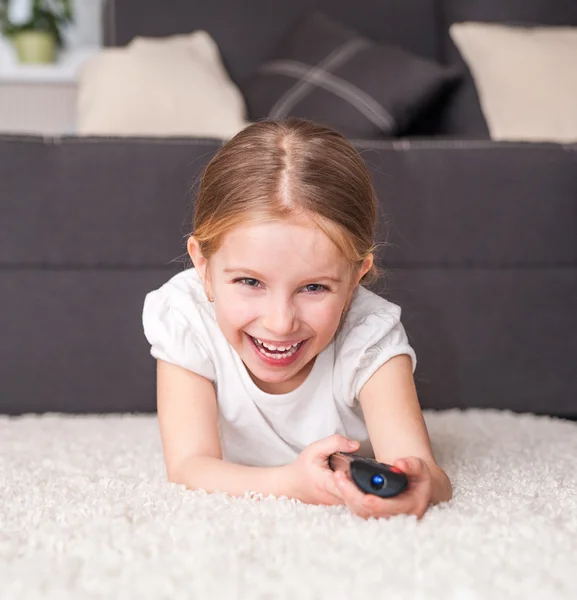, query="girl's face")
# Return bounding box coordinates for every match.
[189,217,372,394]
